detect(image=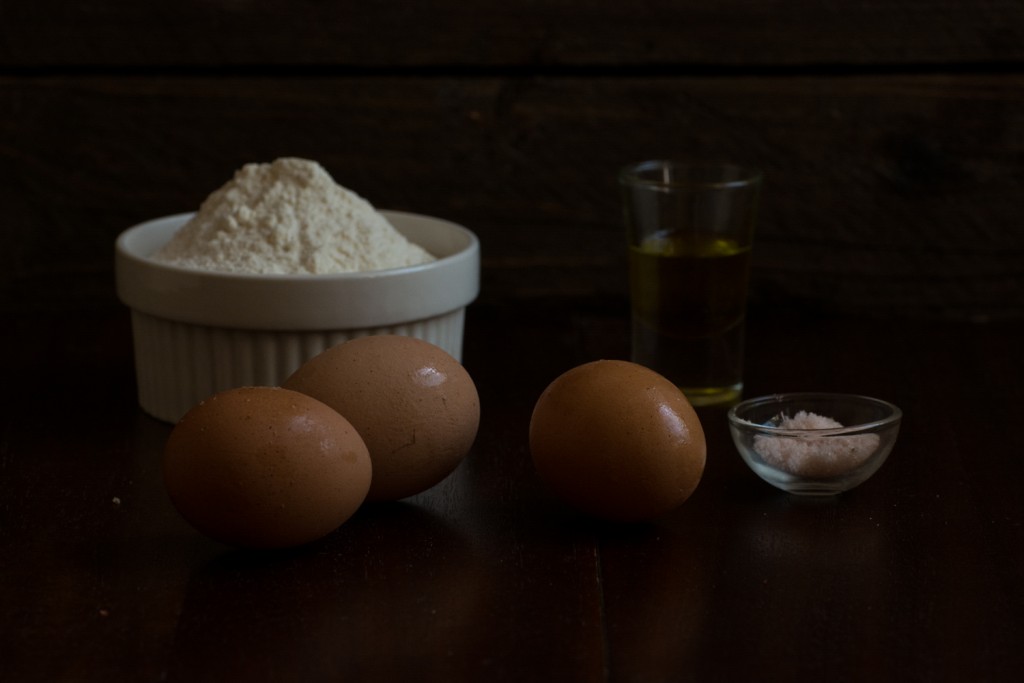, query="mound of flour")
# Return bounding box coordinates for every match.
[152,158,435,274]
